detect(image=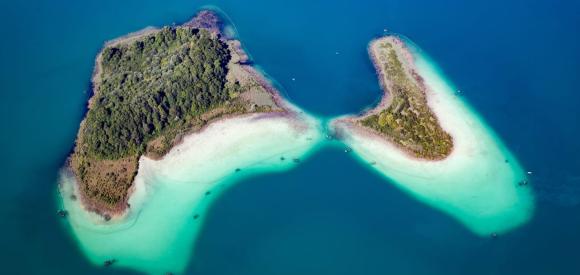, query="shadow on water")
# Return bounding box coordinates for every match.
[185,145,508,275]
